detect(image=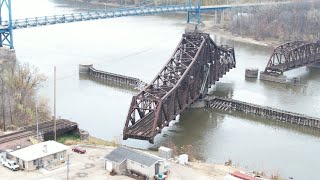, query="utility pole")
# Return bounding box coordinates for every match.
[1,81,5,132]
[54,66,57,141]
[36,102,39,141]
[66,154,70,180]
[197,0,201,25]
